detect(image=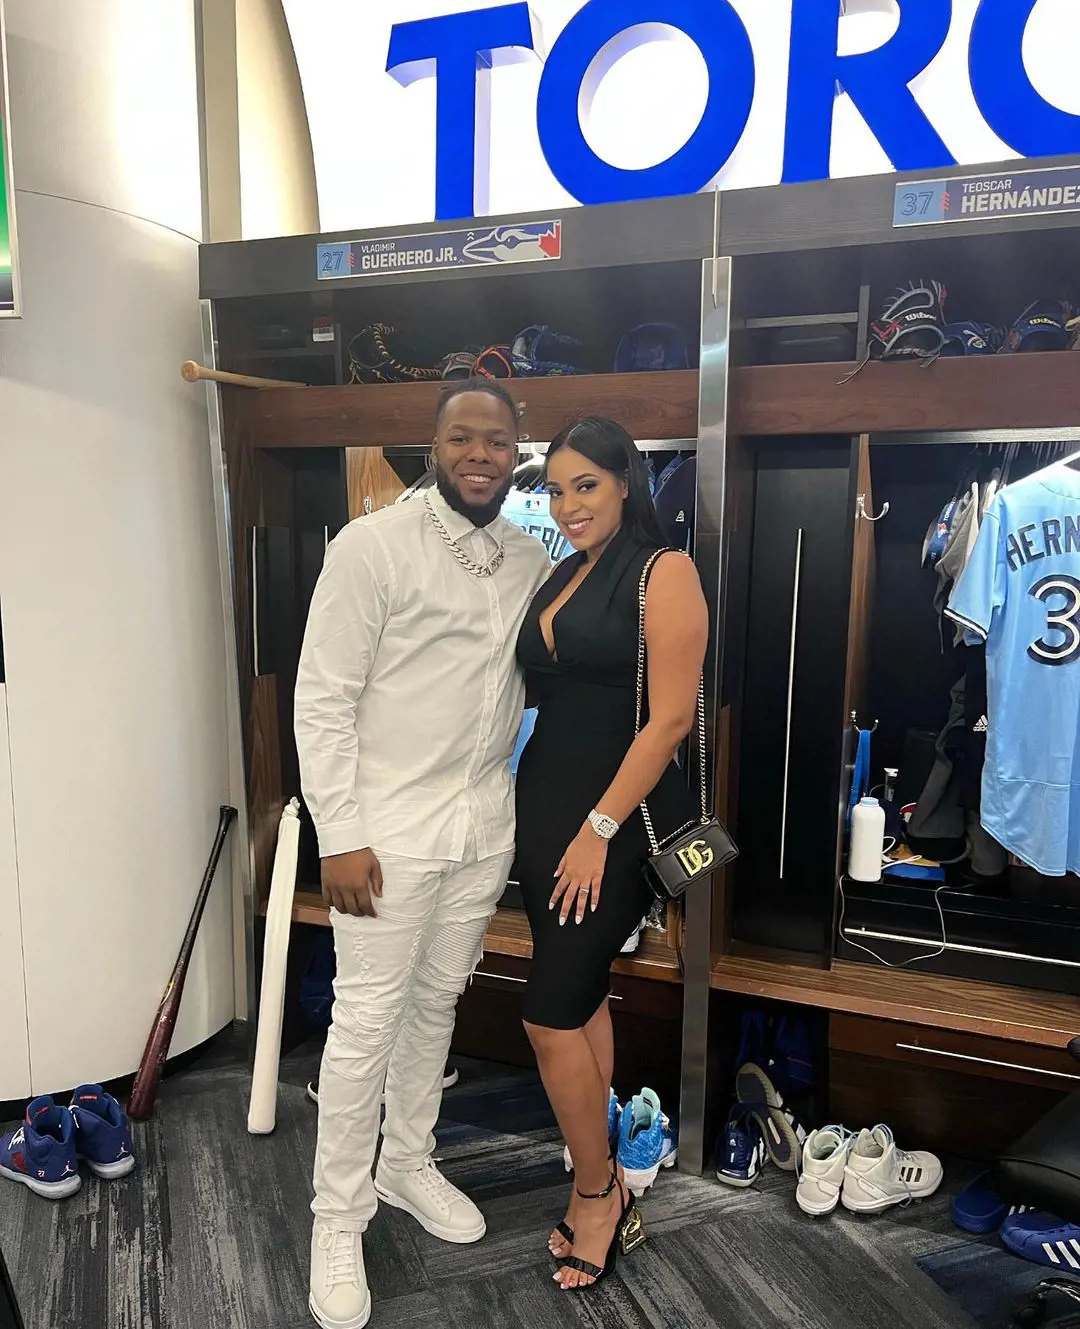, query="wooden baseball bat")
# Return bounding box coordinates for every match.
[128,805,238,1120]
[180,361,307,390]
